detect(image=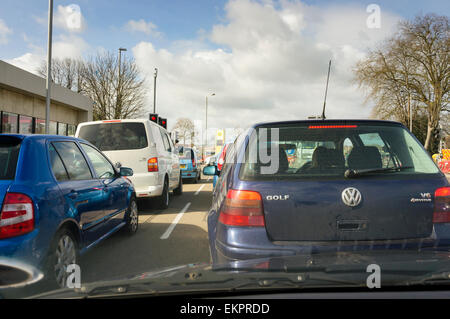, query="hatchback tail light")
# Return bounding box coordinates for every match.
[192,158,196,168]
[0,193,35,239]
[219,190,264,227]
[433,187,450,223]
[148,157,158,172]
